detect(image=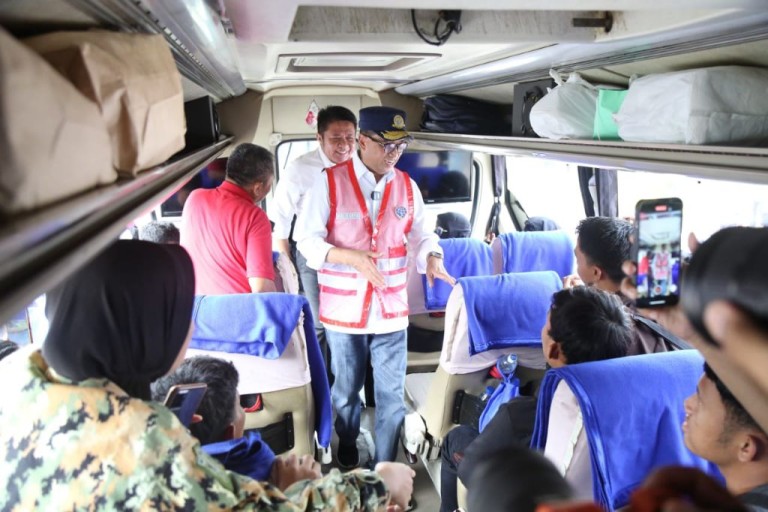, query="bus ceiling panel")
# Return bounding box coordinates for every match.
[64,0,245,100]
[396,10,768,96]
[413,133,768,185]
[0,138,232,326]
